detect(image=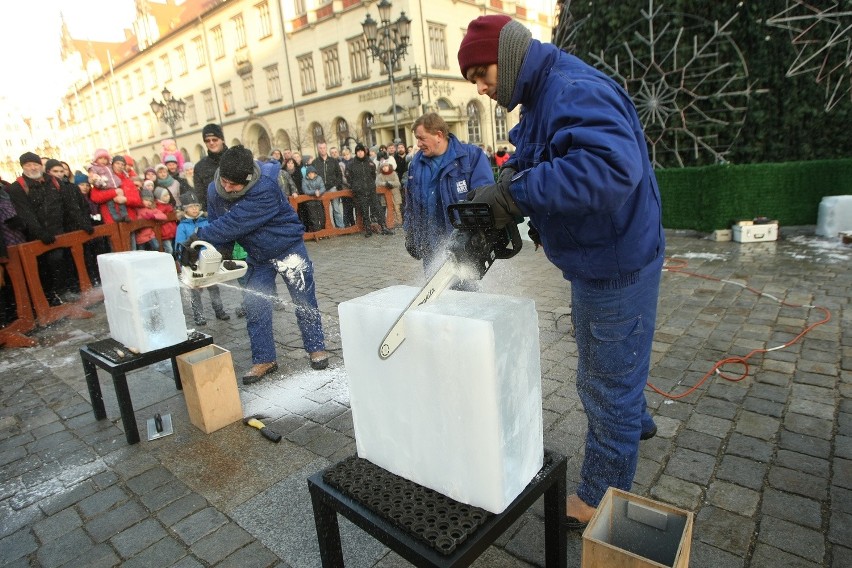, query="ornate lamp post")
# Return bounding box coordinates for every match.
[149,87,187,138]
[361,0,411,140]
